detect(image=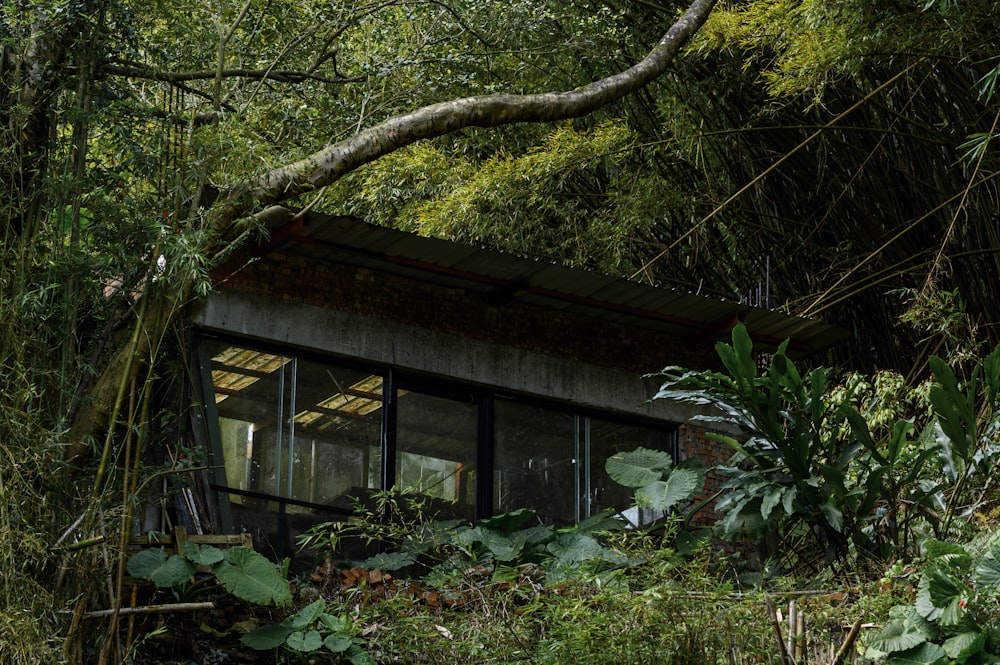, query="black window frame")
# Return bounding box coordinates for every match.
[194,332,679,557]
